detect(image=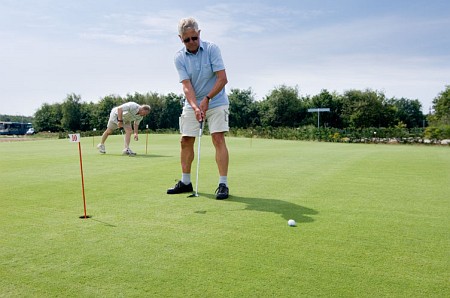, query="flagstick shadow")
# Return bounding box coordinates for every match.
[89,217,117,227]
